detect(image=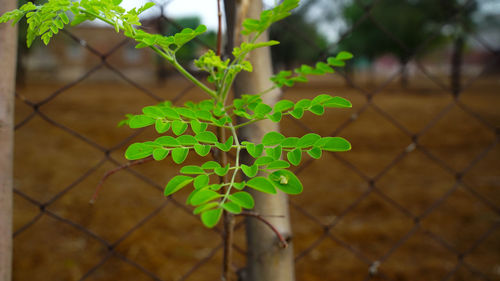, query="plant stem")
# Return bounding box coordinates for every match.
[170,57,218,99]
